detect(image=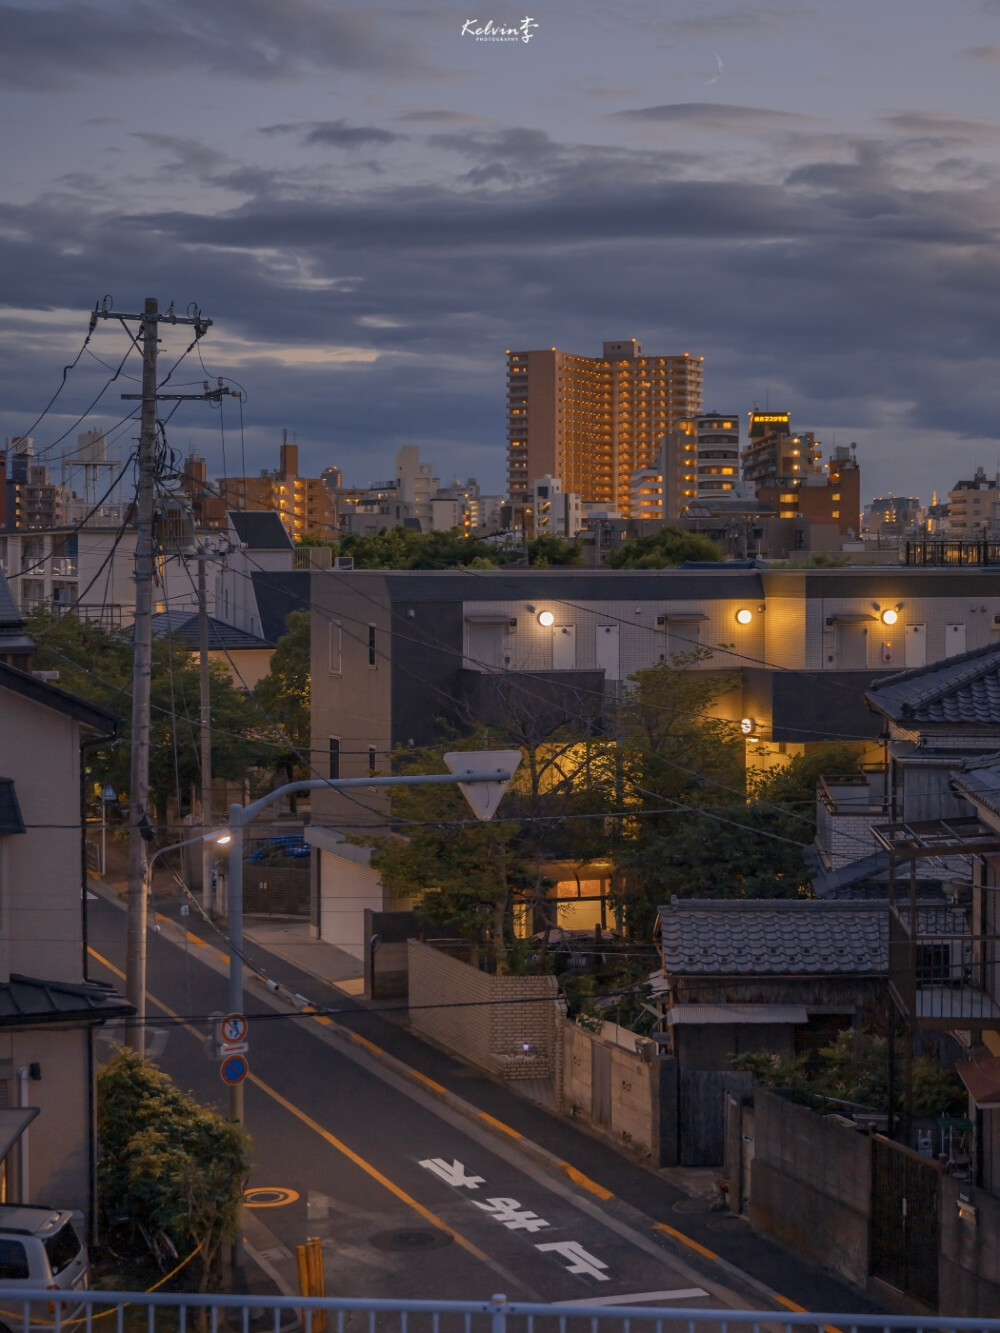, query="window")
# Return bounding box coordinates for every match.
[368,624,377,668]
[329,738,340,781]
[329,623,342,675]
[0,1240,29,1280]
[368,746,377,774]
